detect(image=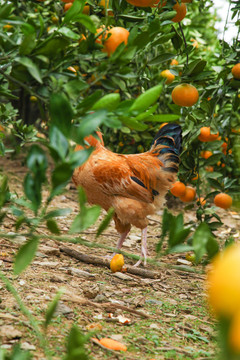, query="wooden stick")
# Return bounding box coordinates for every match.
[60,246,159,279]
[62,294,151,318]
